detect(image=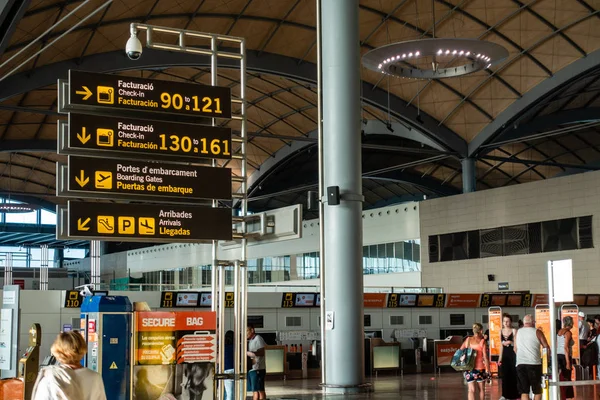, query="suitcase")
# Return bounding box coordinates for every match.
[0,378,23,400]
